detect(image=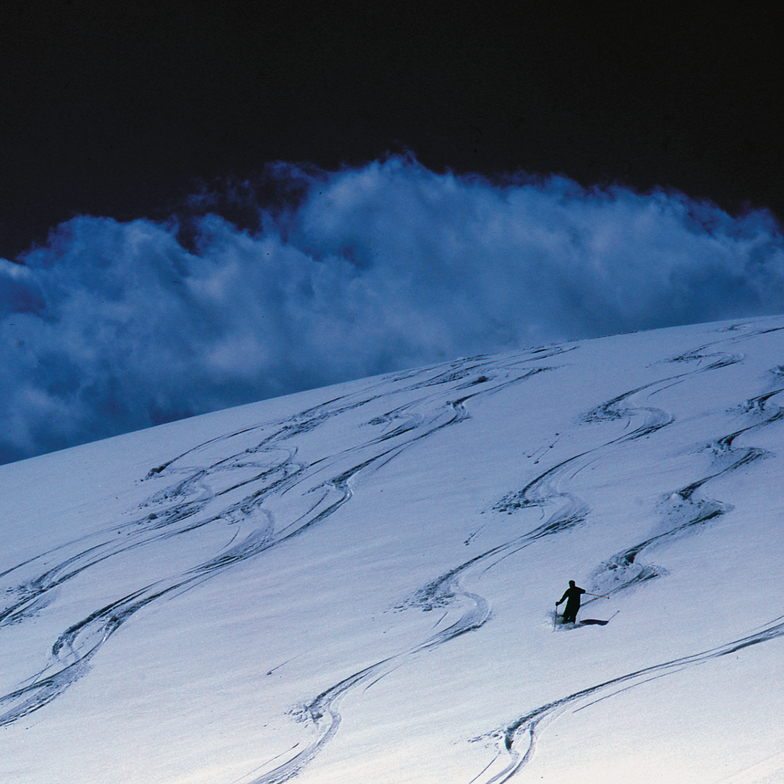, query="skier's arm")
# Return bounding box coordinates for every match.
[556,590,568,605]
